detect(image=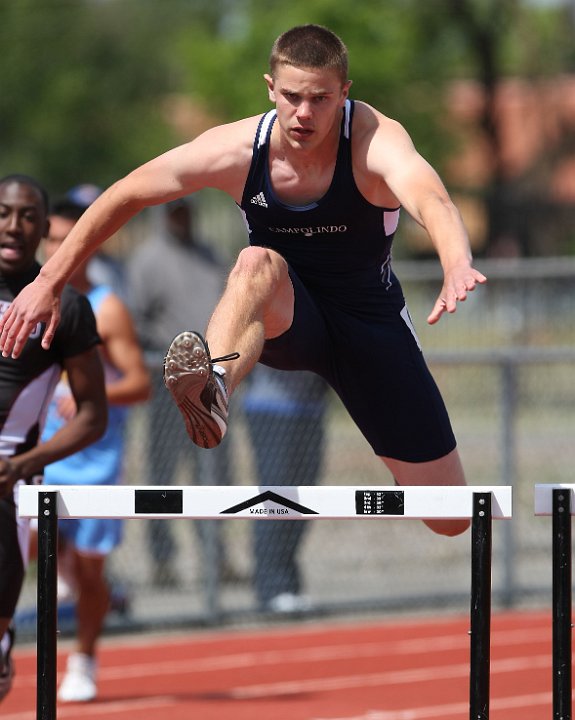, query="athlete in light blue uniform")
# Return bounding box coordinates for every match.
[42,286,126,554]
[37,197,151,703]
